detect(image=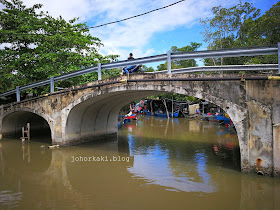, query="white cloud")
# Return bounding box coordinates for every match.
[22,0,93,21]
[90,0,238,59]
[17,0,240,60]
